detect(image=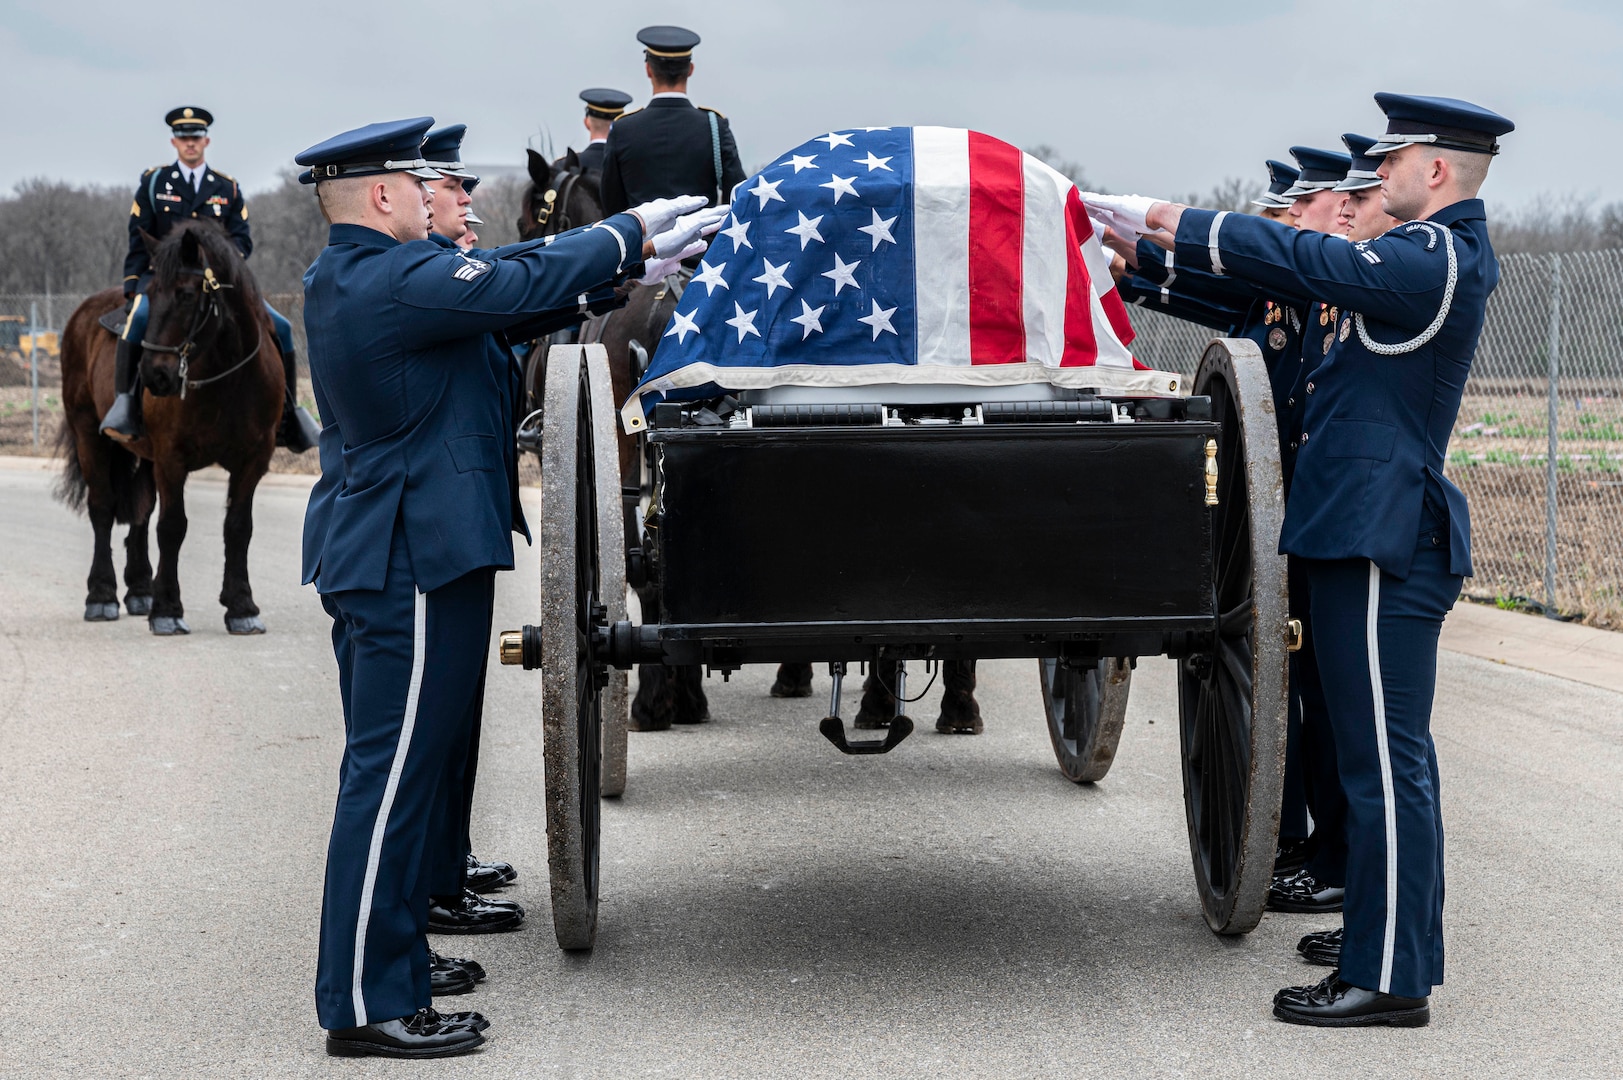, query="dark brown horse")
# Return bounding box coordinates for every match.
[57,220,284,635]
